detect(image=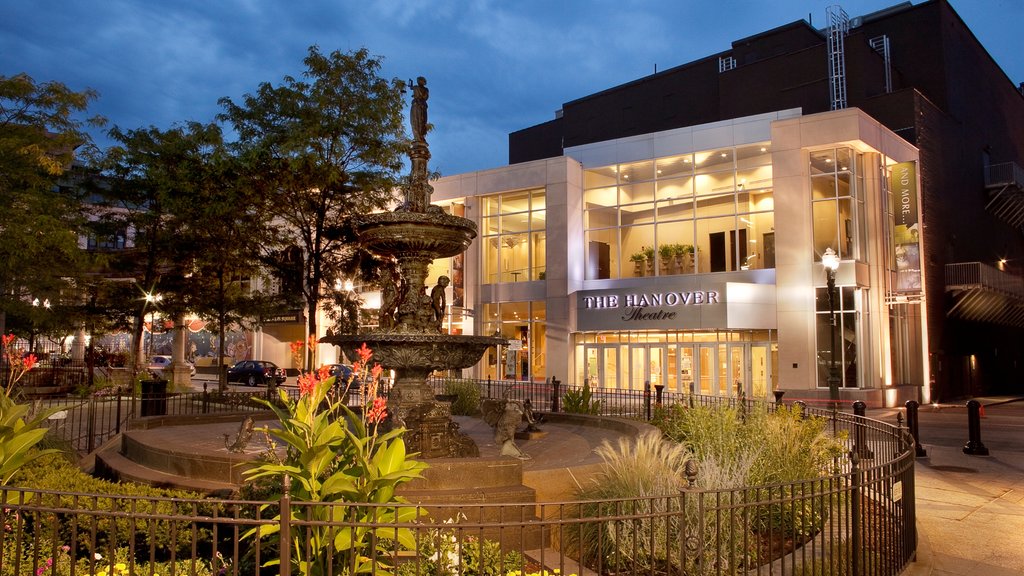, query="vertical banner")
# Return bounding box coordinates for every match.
[891,161,921,292]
